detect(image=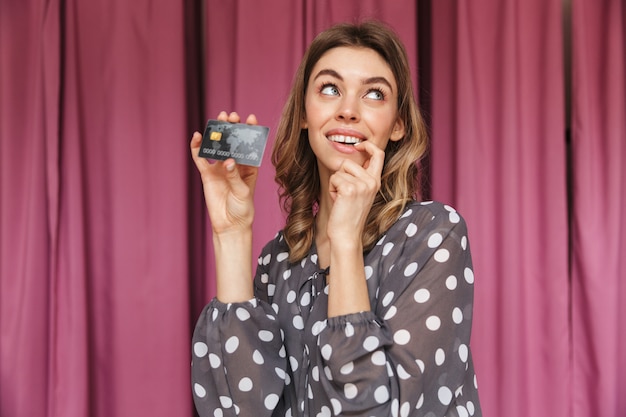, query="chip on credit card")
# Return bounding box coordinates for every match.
[198,119,270,167]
